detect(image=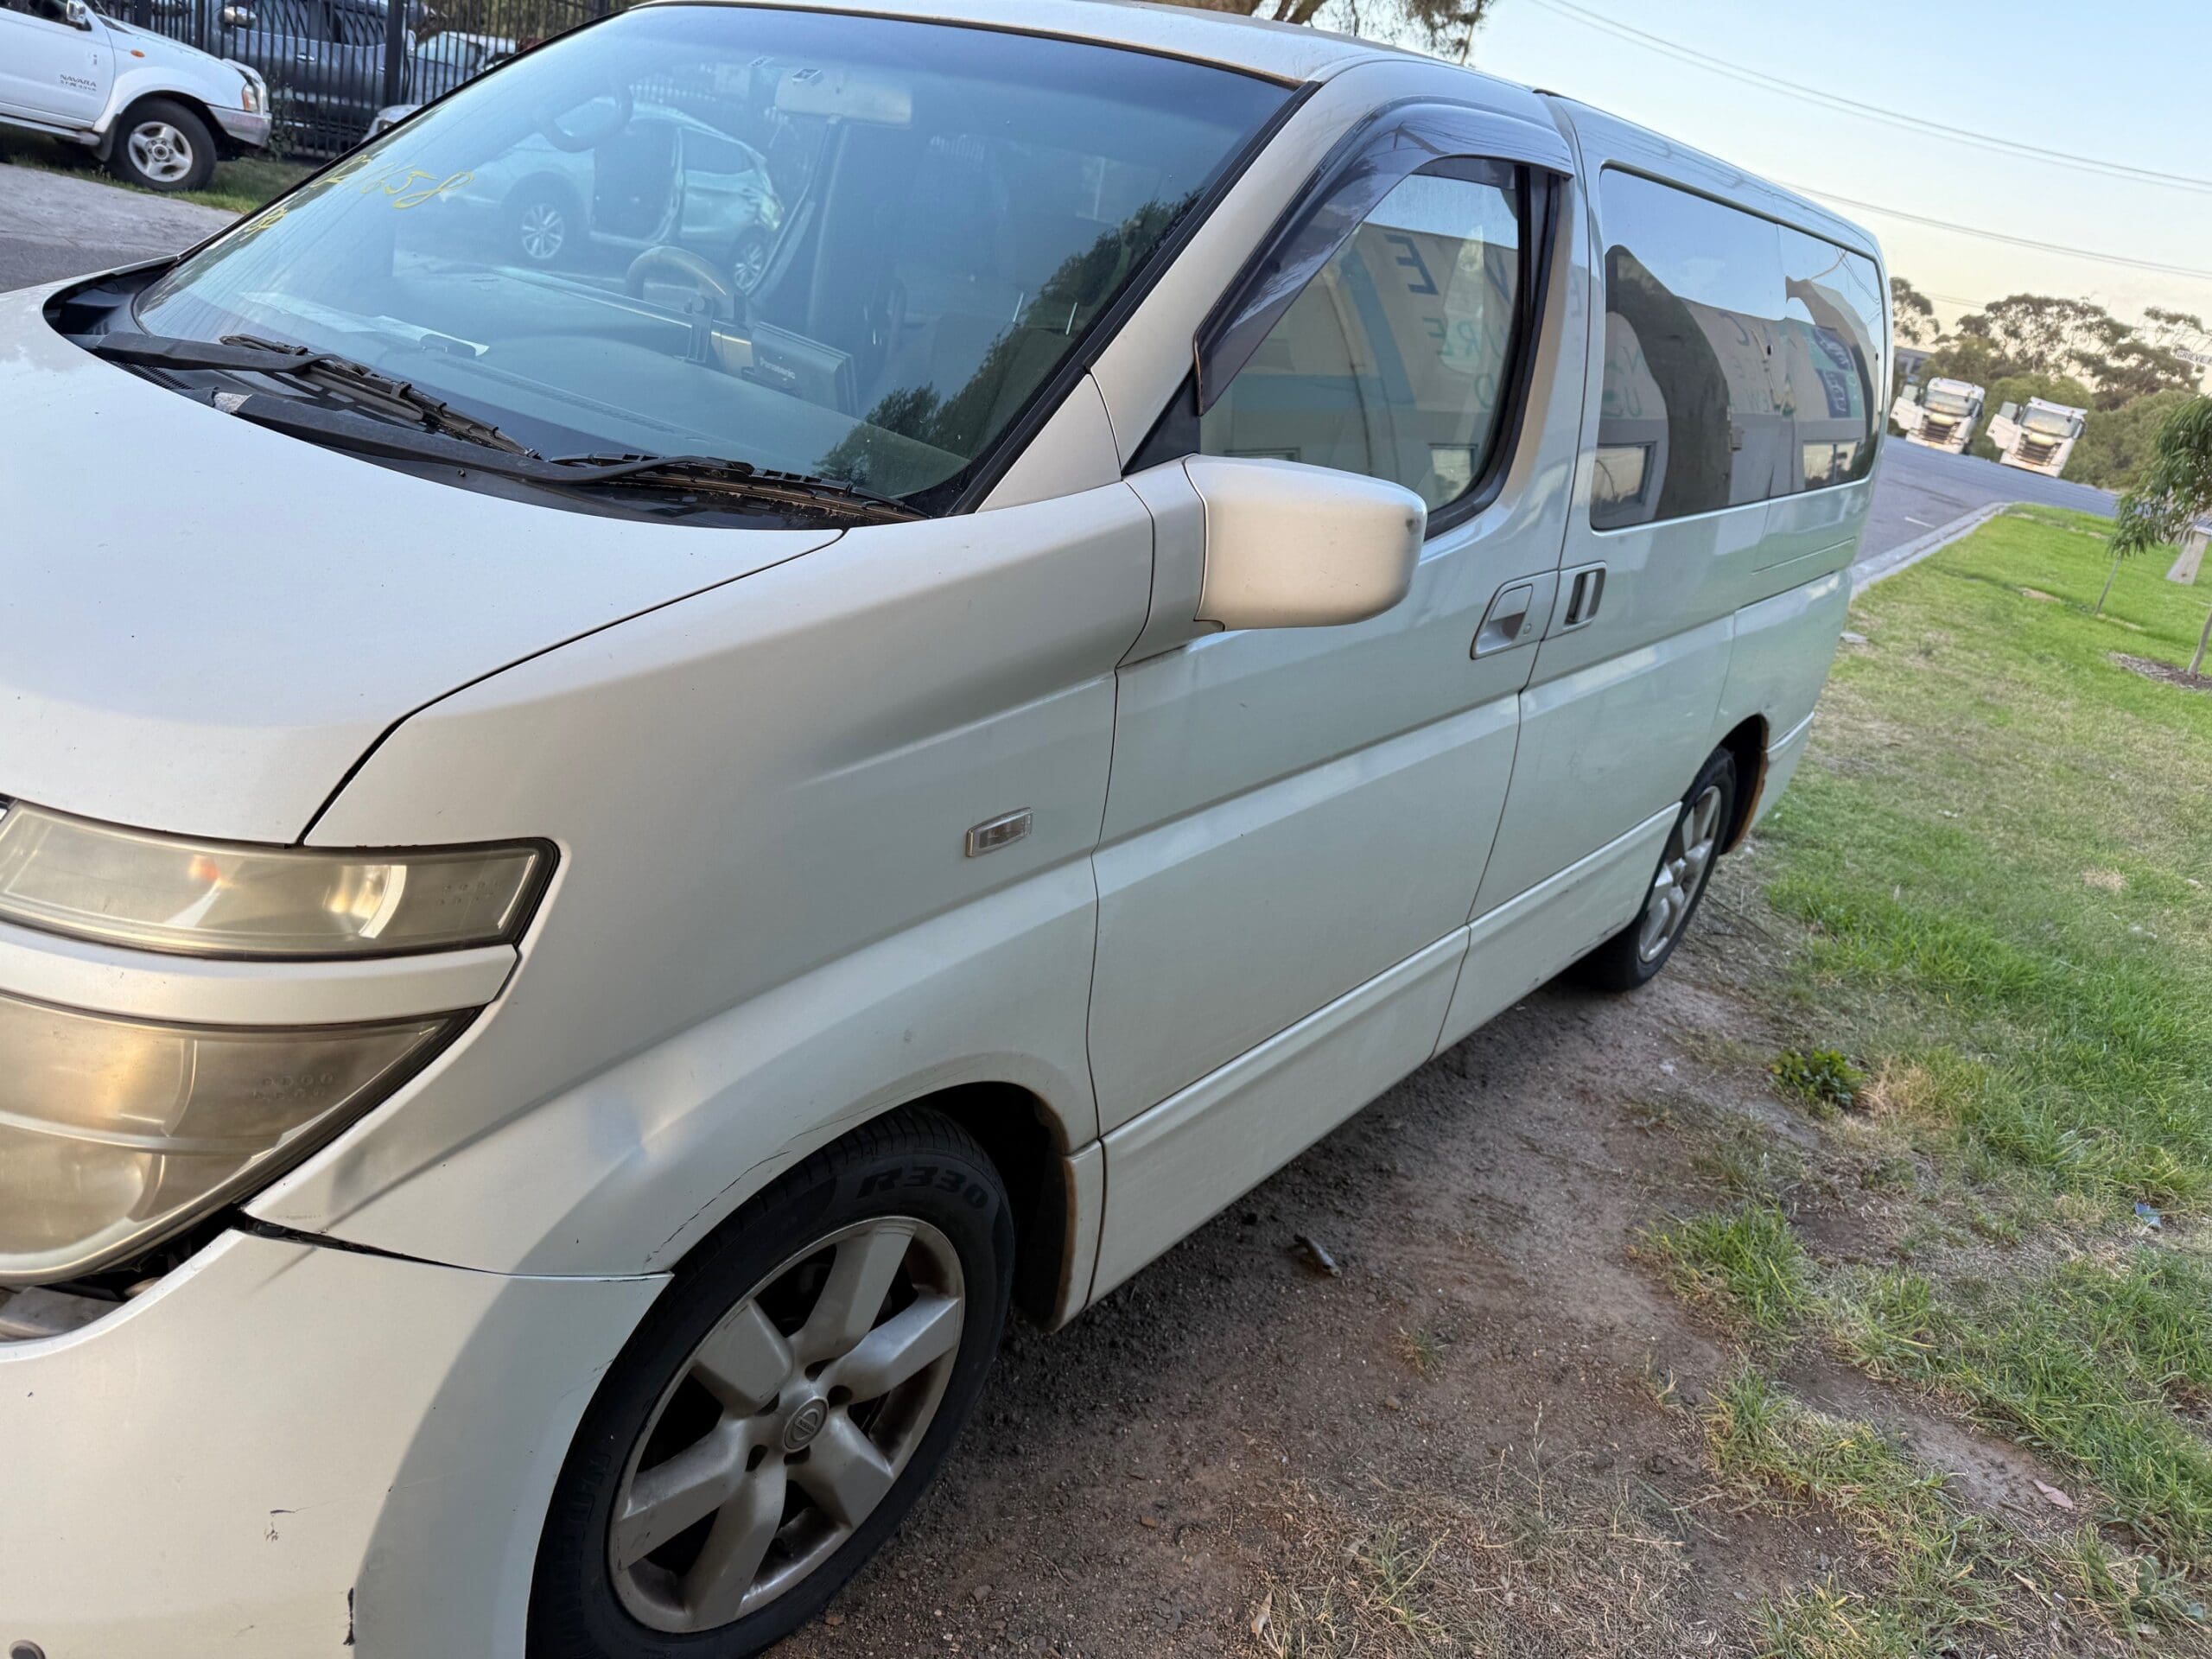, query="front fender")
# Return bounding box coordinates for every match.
[248,482,1154,1277]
